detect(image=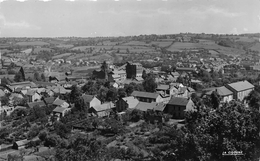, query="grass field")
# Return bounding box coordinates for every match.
[21,48,32,54]
[16,41,49,46]
[52,53,73,59]
[166,42,245,56]
[121,41,149,46]
[235,36,256,43]
[71,45,114,51]
[33,47,54,53]
[249,42,260,53]
[56,44,74,48]
[150,41,172,47]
